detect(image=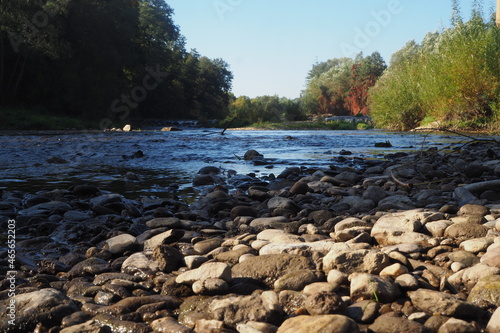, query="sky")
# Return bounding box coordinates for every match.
[166,0,497,99]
